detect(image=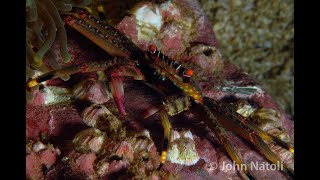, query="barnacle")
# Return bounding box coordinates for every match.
[235,100,291,144]
[81,104,125,137]
[72,128,109,154]
[166,130,200,166]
